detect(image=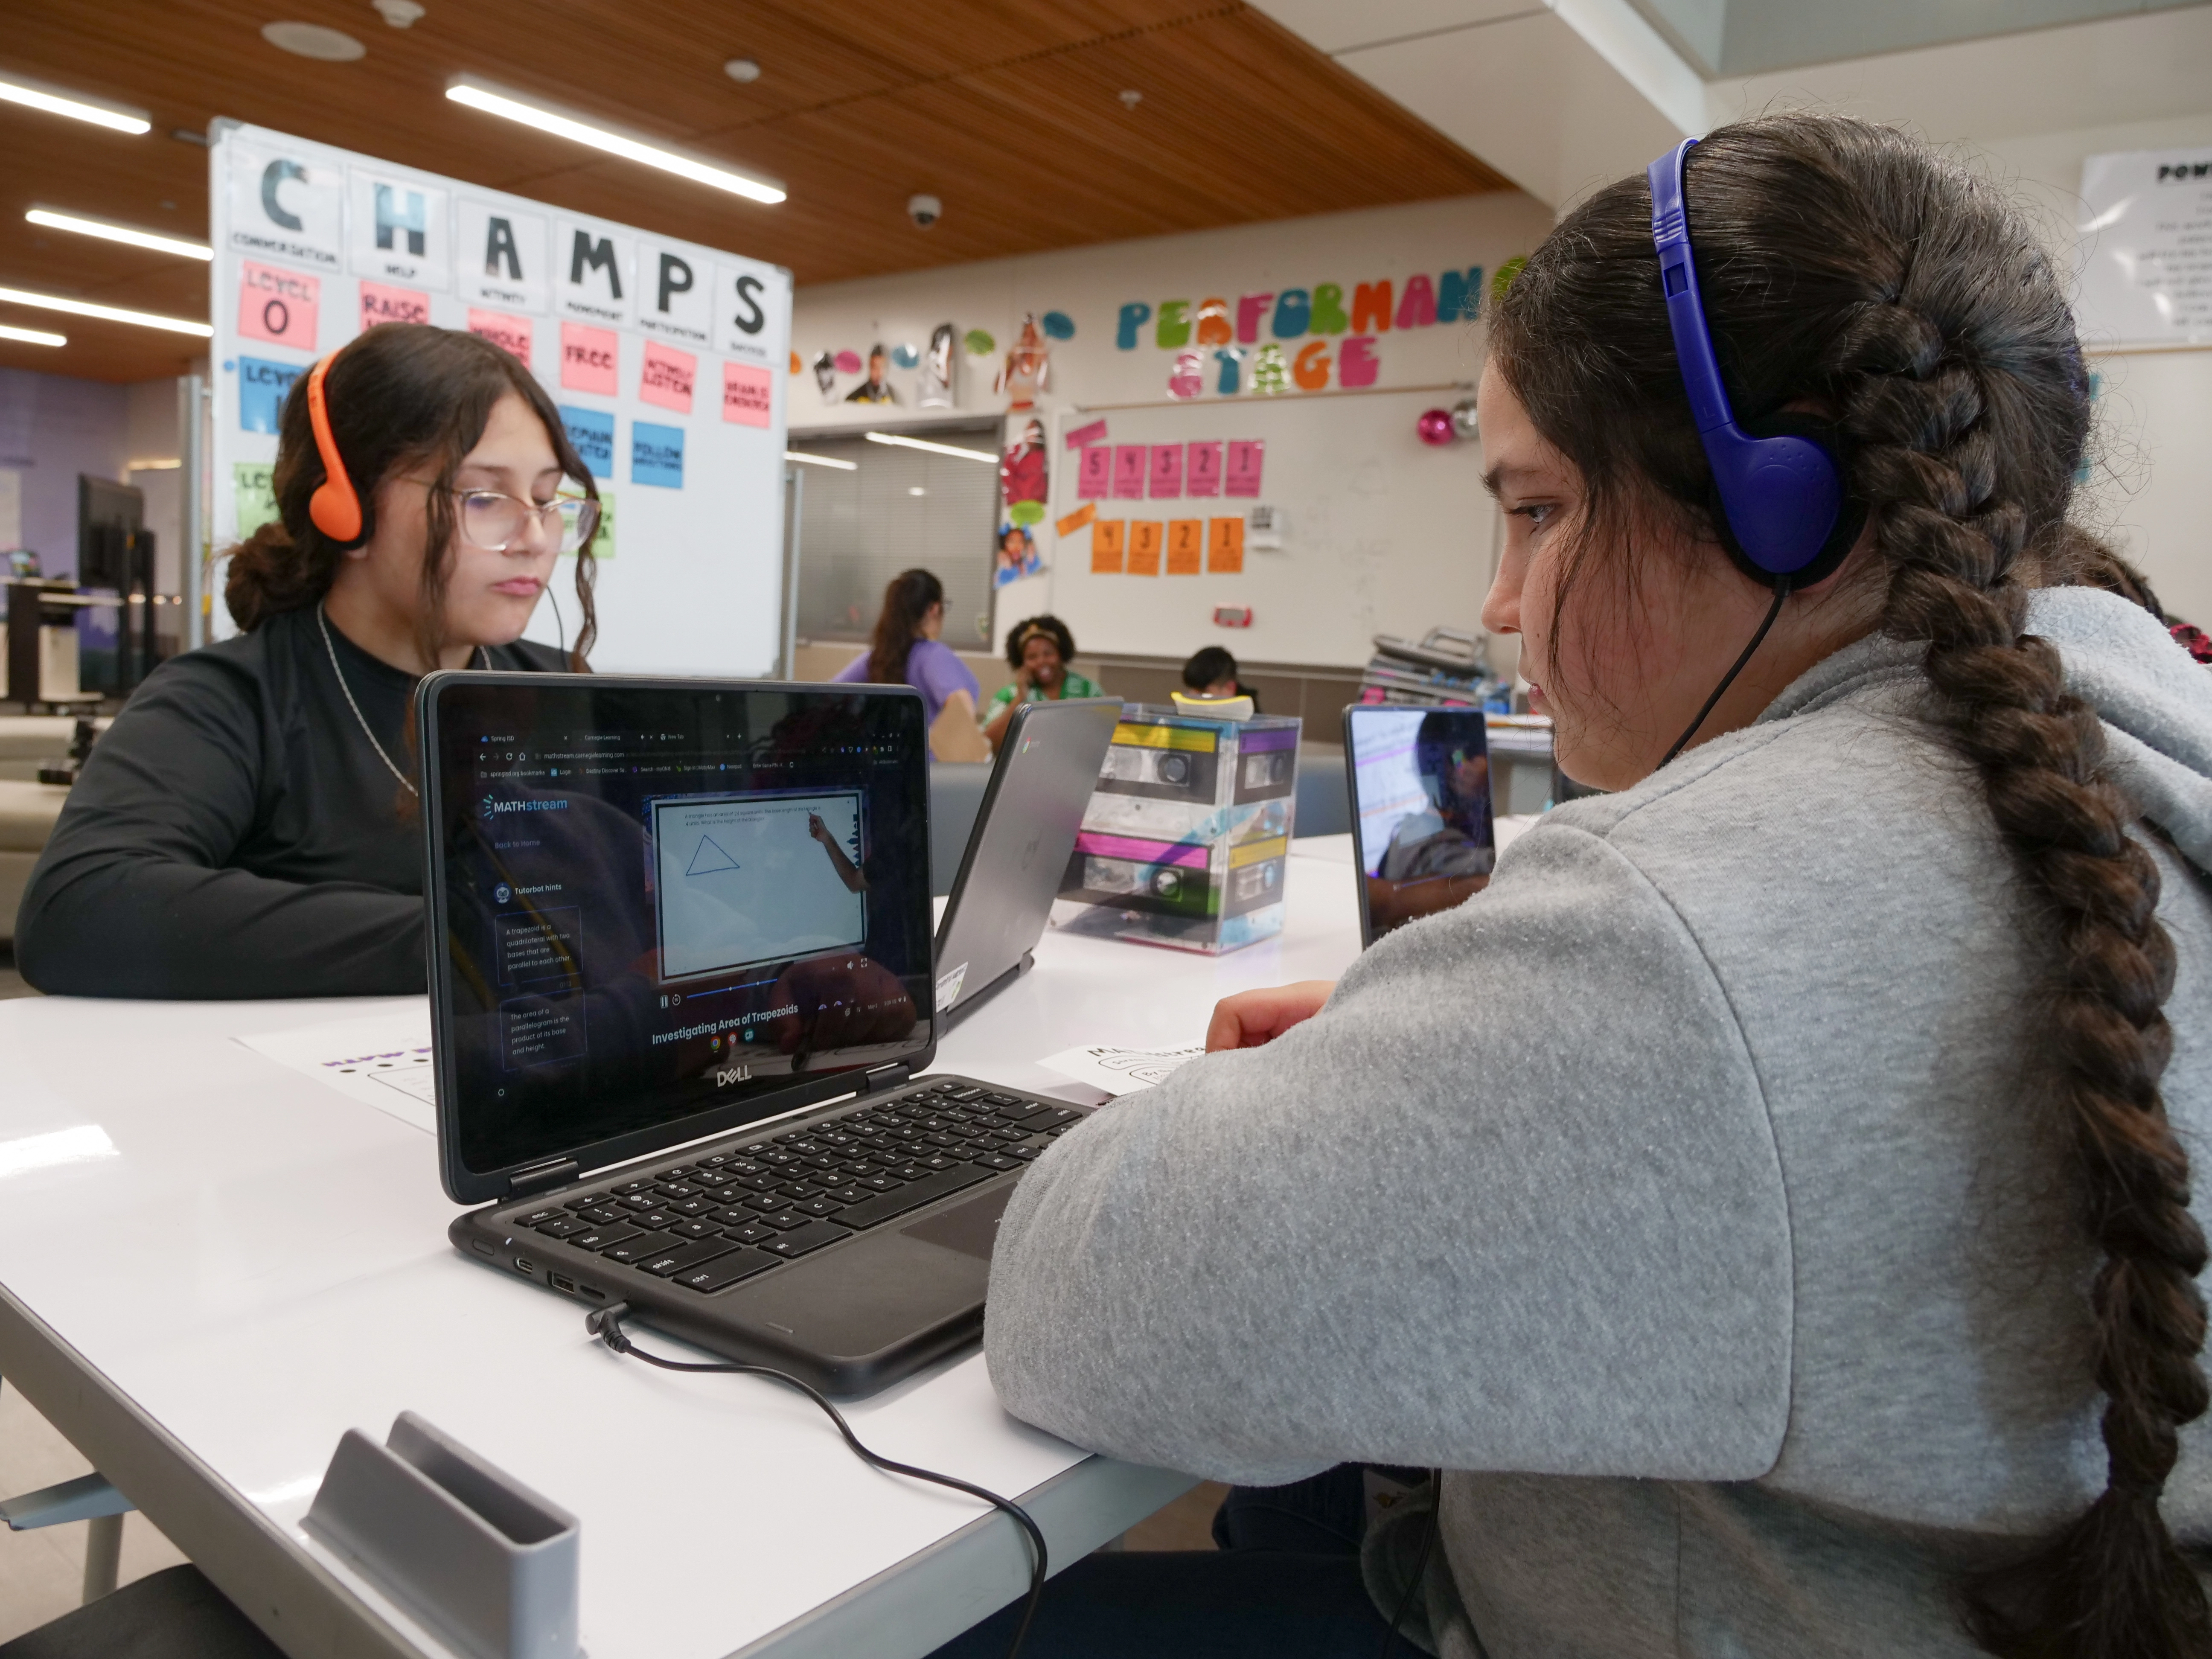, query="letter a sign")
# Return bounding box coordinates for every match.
[457,198,548,313]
